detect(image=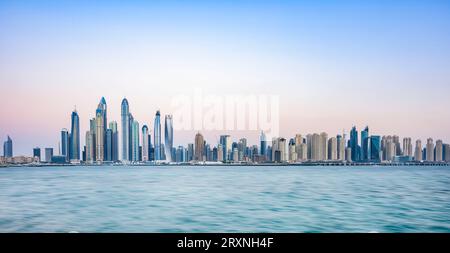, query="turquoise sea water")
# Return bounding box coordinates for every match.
[0,166,449,232]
